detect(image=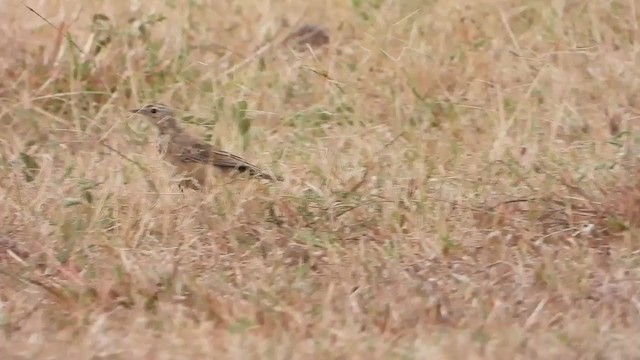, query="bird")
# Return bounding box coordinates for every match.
[129,103,282,190]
